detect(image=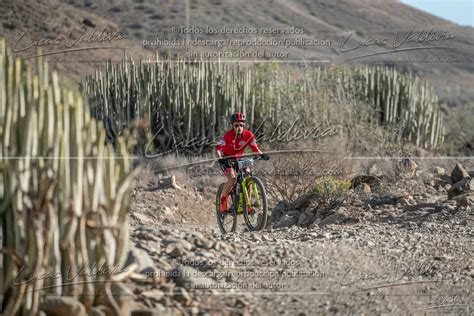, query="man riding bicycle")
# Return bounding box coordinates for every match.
[216,112,268,213]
